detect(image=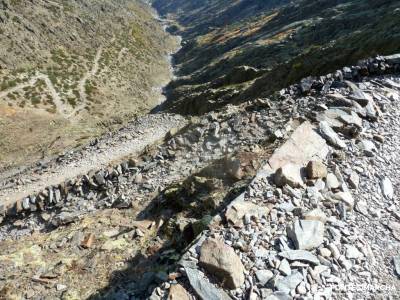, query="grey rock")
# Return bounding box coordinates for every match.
[51,212,80,227]
[328,244,341,259]
[278,259,291,276]
[355,200,368,216]
[254,248,271,258]
[384,54,400,64]
[94,171,106,185]
[340,259,353,270]
[278,202,295,213]
[351,89,373,107]
[54,188,61,203]
[22,198,30,210]
[185,268,231,300]
[317,108,362,130]
[300,76,314,93]
[48,188,54,204]
[274,271,303,294]
[283,185,302,199]
[266,292,292,300]
[338,111,363,128]
[345,245,363,259]
[330,192,355,210]
[393,256,400,277]
[365,98,379,120]
[319,121,347,149]
[357,140,376,157]
[255,269,274,285]
[287,220,324,250]
[278,250,320,265]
